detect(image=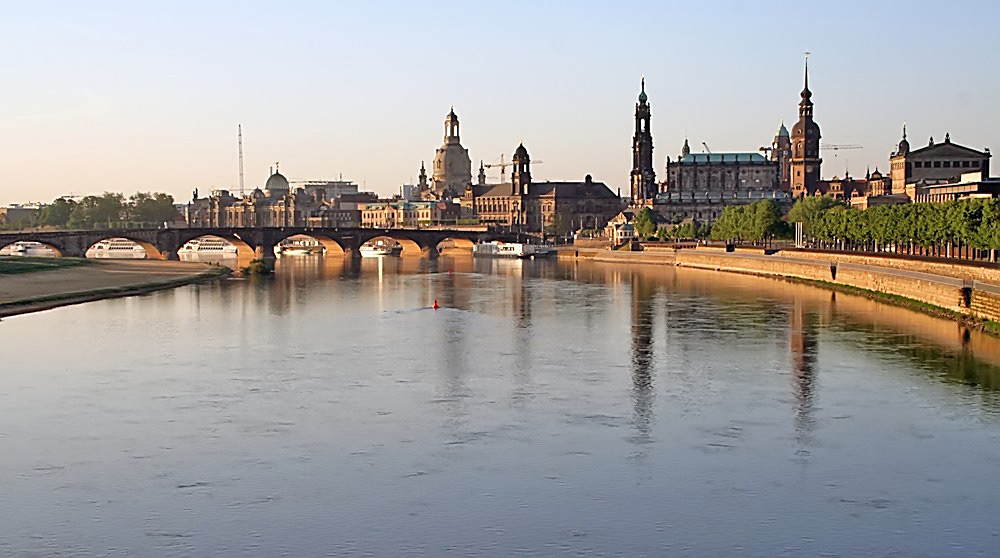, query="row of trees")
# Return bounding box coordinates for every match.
[793,197,1000,254]
[708,200,789,243]
[631,202,789,243]
[31,192,178,230]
